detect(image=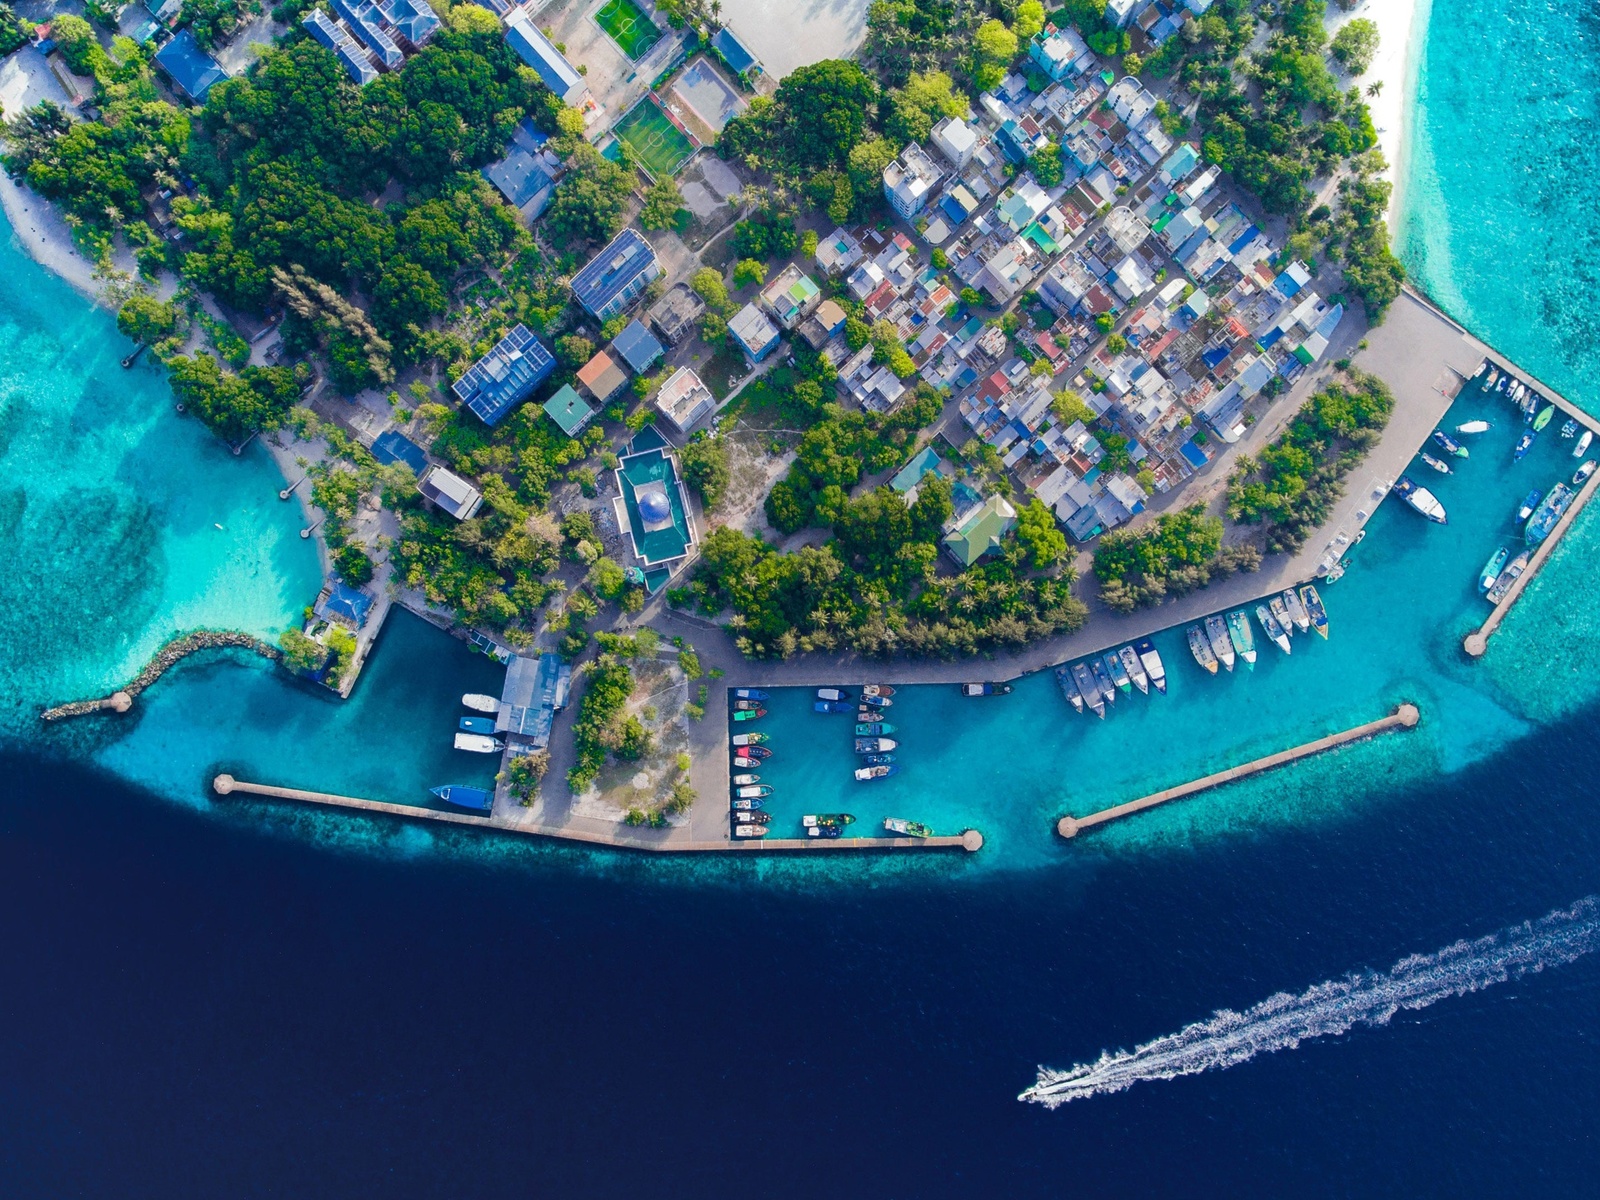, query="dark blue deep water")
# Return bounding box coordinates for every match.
[5,721,1600,1197]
